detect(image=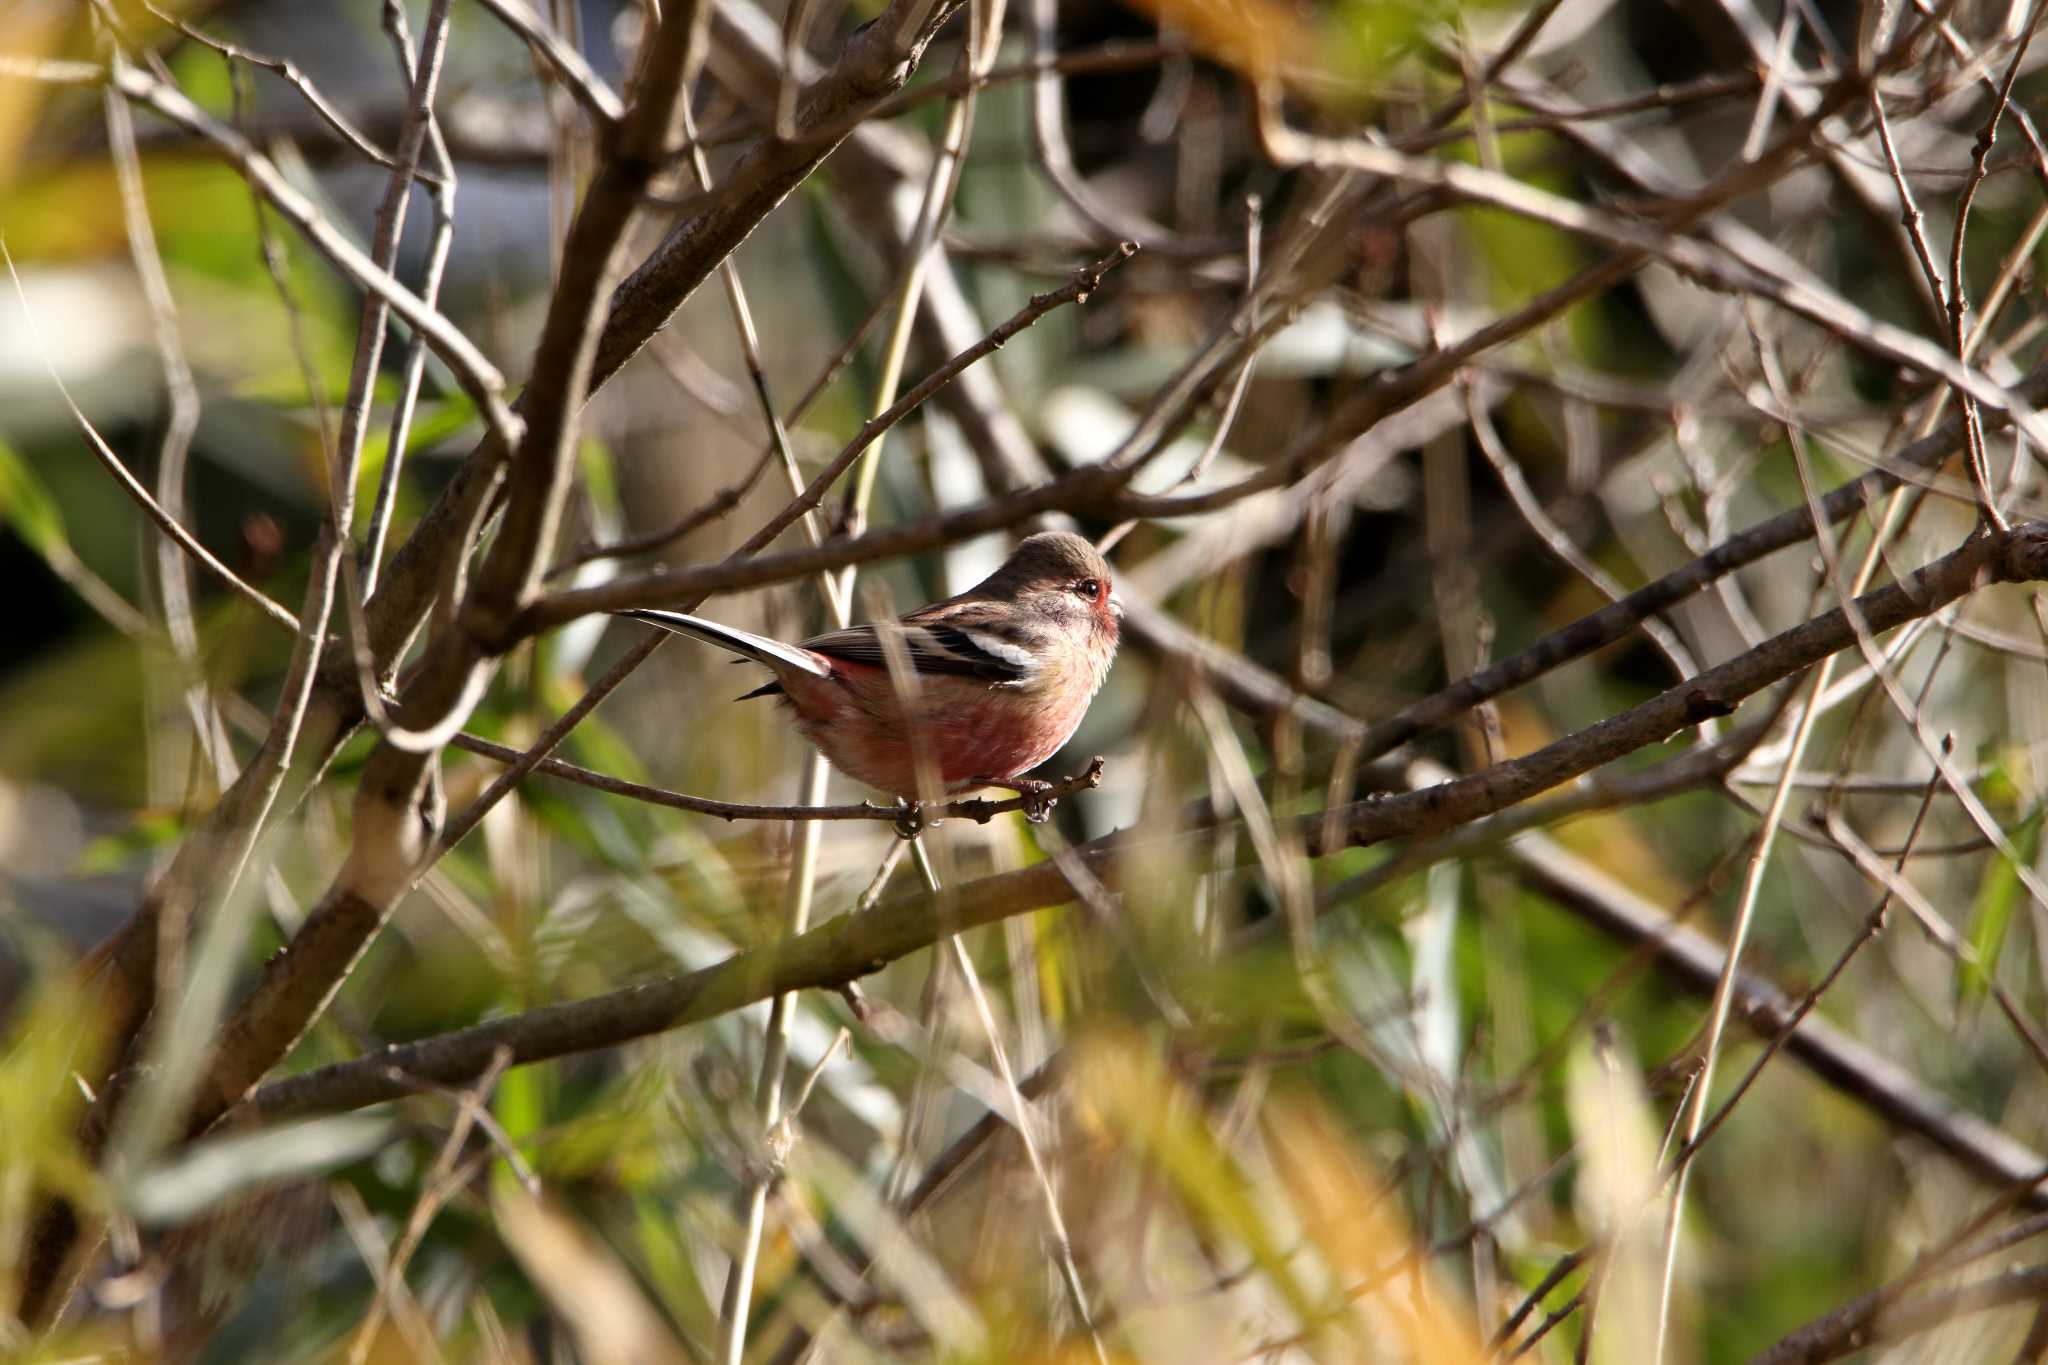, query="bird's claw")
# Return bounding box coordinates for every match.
[966,776,1060,823]
[1012,779,1057,824]
[892,801,930,840]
